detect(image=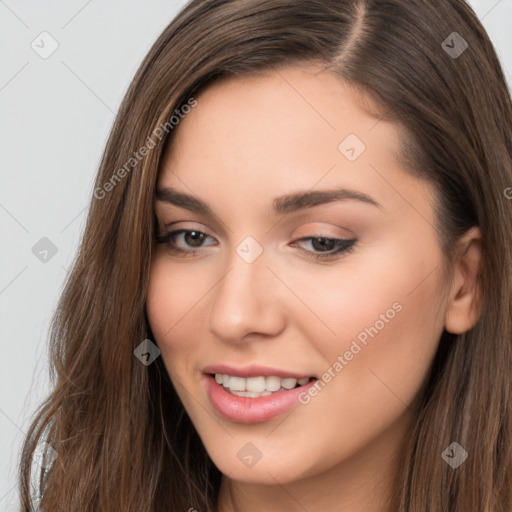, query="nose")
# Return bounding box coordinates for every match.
[207,244,286,344]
